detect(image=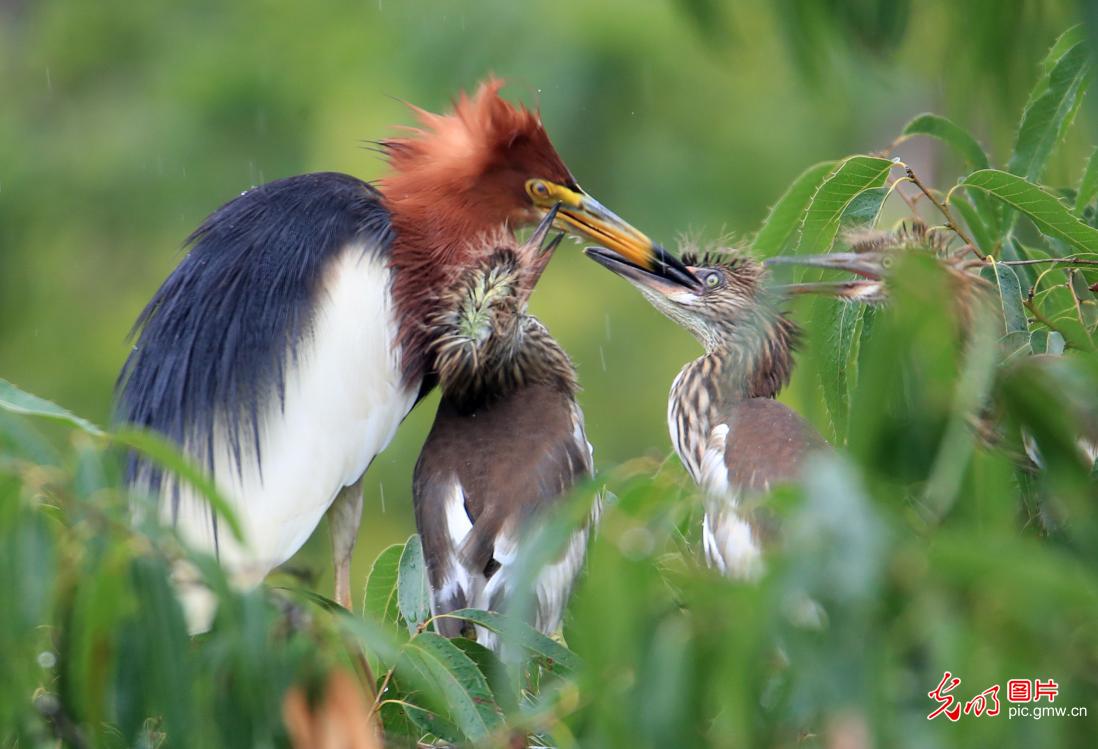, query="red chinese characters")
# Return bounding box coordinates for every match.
[928,672,963,721]
[1007,679,1032,703]
[963,685,1001,717]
